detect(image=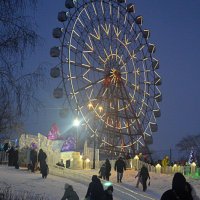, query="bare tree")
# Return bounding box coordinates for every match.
[176,134,200,164]
[0,0,45,136]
